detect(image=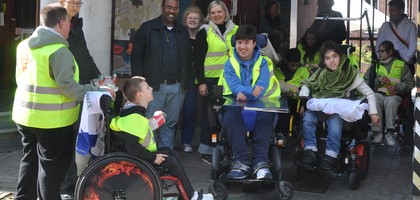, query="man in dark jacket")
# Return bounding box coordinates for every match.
[309,0,347,44]
[131,0,192,149]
